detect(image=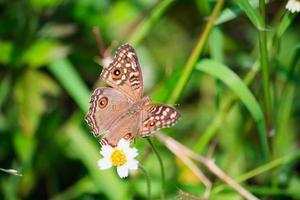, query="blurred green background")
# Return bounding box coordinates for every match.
[0,0,300,199]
